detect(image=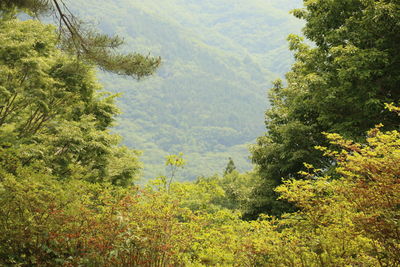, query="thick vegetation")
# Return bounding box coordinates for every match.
[0,0,399,266]
[0,19,140,186]
[249,0,400,217]
[2,104,399,265]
